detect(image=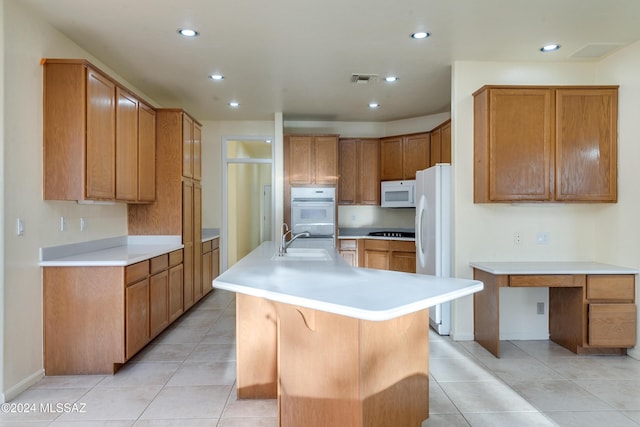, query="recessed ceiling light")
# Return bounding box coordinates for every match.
[209,74,224,81]
[228,101,240,108]
[384,76,398,83]
[411,31,430,40]
[177,28,199,37]
[369,102,380,109]
[540,44,561,52]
